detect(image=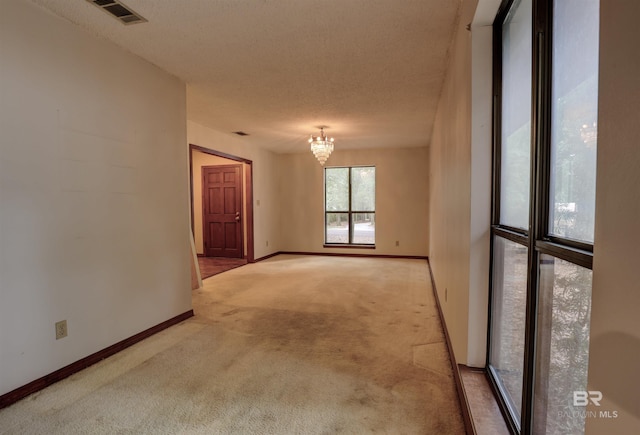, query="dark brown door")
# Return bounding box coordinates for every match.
[202,165,243,258]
